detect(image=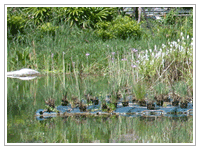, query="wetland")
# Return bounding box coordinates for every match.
[7,7,193,143]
